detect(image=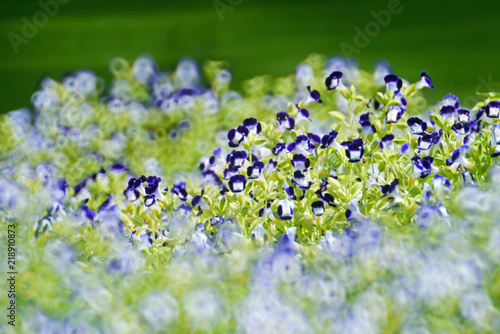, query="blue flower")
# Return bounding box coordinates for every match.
[417,131,441,151]
[325,71,343,90]
[440,105,456,120]
[345,199,363,221]
[291,170,312,190]
[144,194,159,209]
[81,204,96,222]
[492,124,500,157]
[384,74,402,91]
[227,125,248,148]
[400,143,411,155]
[287,135,315,155]
[247,160,264,179]
[172,182,189,201]
[291,154,310,172]
[226,150,248,168]
[341,138,364,163]
[443,94,460,109]
[446,145,470,169]
[272,143,286,156]
[379,134,395,150]
[451,122,470,136]
[386,105,405,124]
[407,117,427,135]
[415,71,434,89]
[304,86,322,105]
[461,169,476,186]
[457,109,470,123]
[320,130,340,149]
[359,113,376,134]
[311,200,325,217]
[210,216,224,226]
[277,112,295,130]
[277,198,294,220]
[145,176,164,201]
[433,174,451,194]
[228,175,247,193]
[485,101,500,118]
[412,156,437,178]
[296,108,311,122]
[381,179,399,197]
[223,166,239,180]
[258,201,272,218]
[242,117,262,134]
